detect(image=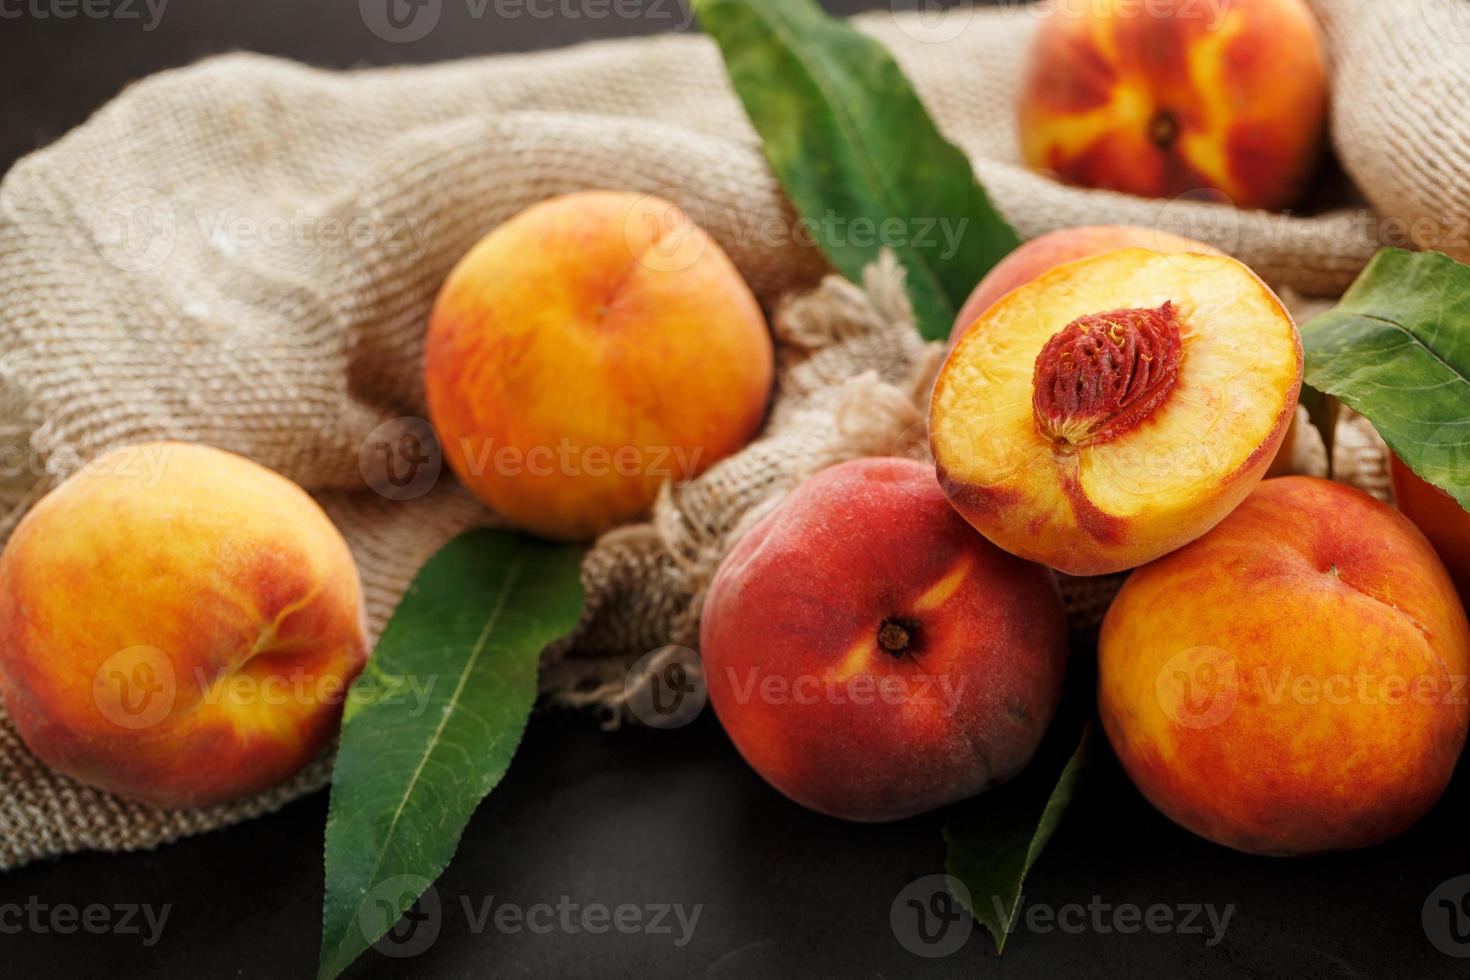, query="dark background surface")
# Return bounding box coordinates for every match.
[1,1,1467,978]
